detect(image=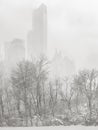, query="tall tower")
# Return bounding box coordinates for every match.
[27,4,47,59]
